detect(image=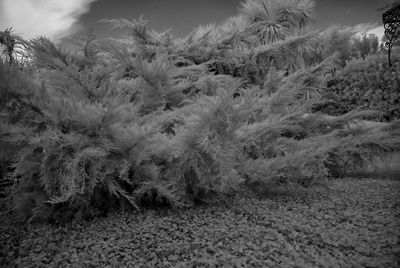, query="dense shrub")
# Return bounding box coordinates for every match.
[314,50,400,122]
[1,0,399,223]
